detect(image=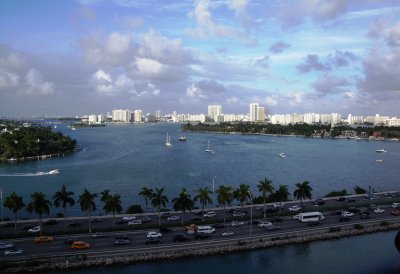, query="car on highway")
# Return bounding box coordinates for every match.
[116,235,130,240]
[33,236,54,243]
[159,226,172,233]
[313,198,325,206]
[337,197,346,202]
[212,223,225,229]
[373,208,385,213]
[341,211,354,217]
[43,219,57,226]
[147,231,162,238]
[195,233,211,240]
[140,216,152,223]
[128,219,143,225]
[173,234,190,242]
[330,210,342,215]
[167,215,180,221]
[67,222,81,228]
[307,221,321,226]
[122,216,136,221]
[221,231,235,237]
[0,241,14,249]
[273,202,285,209]
[232,211,246,217]
[269,216,283,223]
[115,219,128,225]
[114,239,131,245]
[91,232,108,238]
[366,194,379,200]
[288,205,301,212]
[160,212,172,218]
[391,209,400,216]
[339,216,352,222]
[22,224,38,231]
[71,241,90,249]
[392,203,400,208]
[195,210,208,216]
[90,218,103,223]
[64,238,77,245]
[146,237,161,244]
[4,248,23,256]
[28,226,41,233]
[258,221,273,228]
[369,204,378,210]
[0,222,15,228]
[203,211,216,218]
[231,221,245,227]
